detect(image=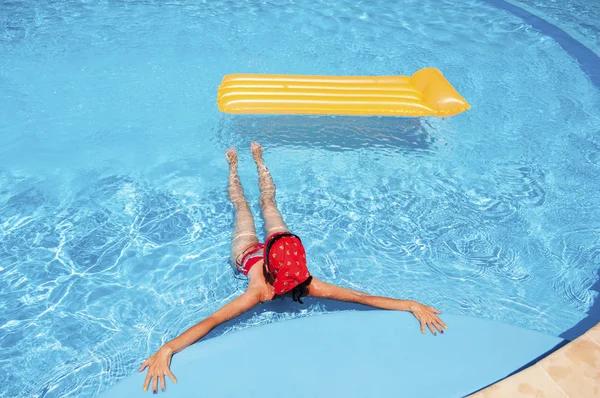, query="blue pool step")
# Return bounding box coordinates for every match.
[100,311,562,398]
